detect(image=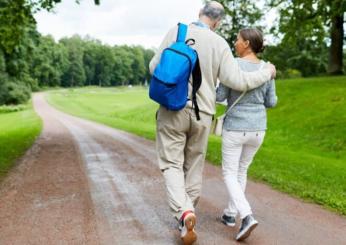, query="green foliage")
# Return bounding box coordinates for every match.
[143,49,155,82]
[0,0,104,105]
[47,76,346,215]
[31,0,100,12]
[0,49,5,72]
[267,0,345,74]
[217,0,344,76]
[262,42,328,77]
[283,69,302,79]
[0,104,28,113]
[113,47,135,85]
[0,102,42,180]
[94,45,116,86]
[60,36,86,87]
[0,0,34,54]
[30,35,69,87]
[268,0,327,45]
[129,46,146,85]
[0,81,31,105]
[216,0,263,48]
[83,39,99,86]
